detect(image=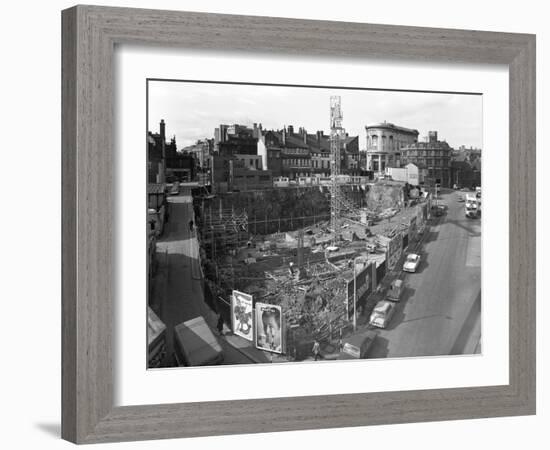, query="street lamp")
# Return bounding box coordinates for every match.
[353,255,369,331]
